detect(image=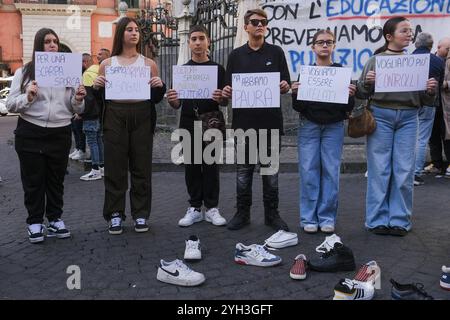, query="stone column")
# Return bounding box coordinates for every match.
[176,0,192,66]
